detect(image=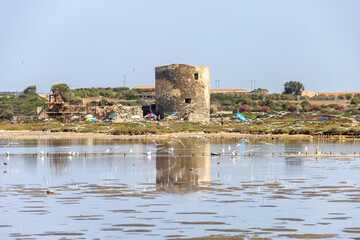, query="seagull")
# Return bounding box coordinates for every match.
[151,139,165,146]
[171,139,186,148]
[37,151,45,158]
[105,148,111,153]
[146,150,152,156]
[128,149,133,153]
[243,148,262,153]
